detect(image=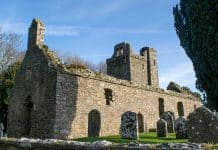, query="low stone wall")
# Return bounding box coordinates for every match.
[0,138,204,150]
